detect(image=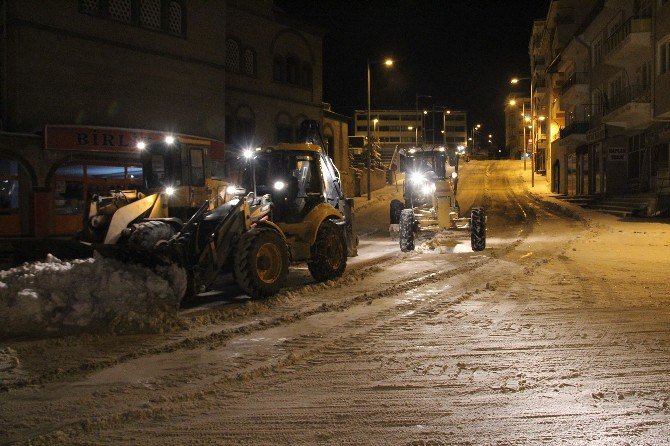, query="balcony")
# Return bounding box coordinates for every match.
[533,77,547,99]
[600,85,651,129]
[560,72,589,105]
[603,16,651,67]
